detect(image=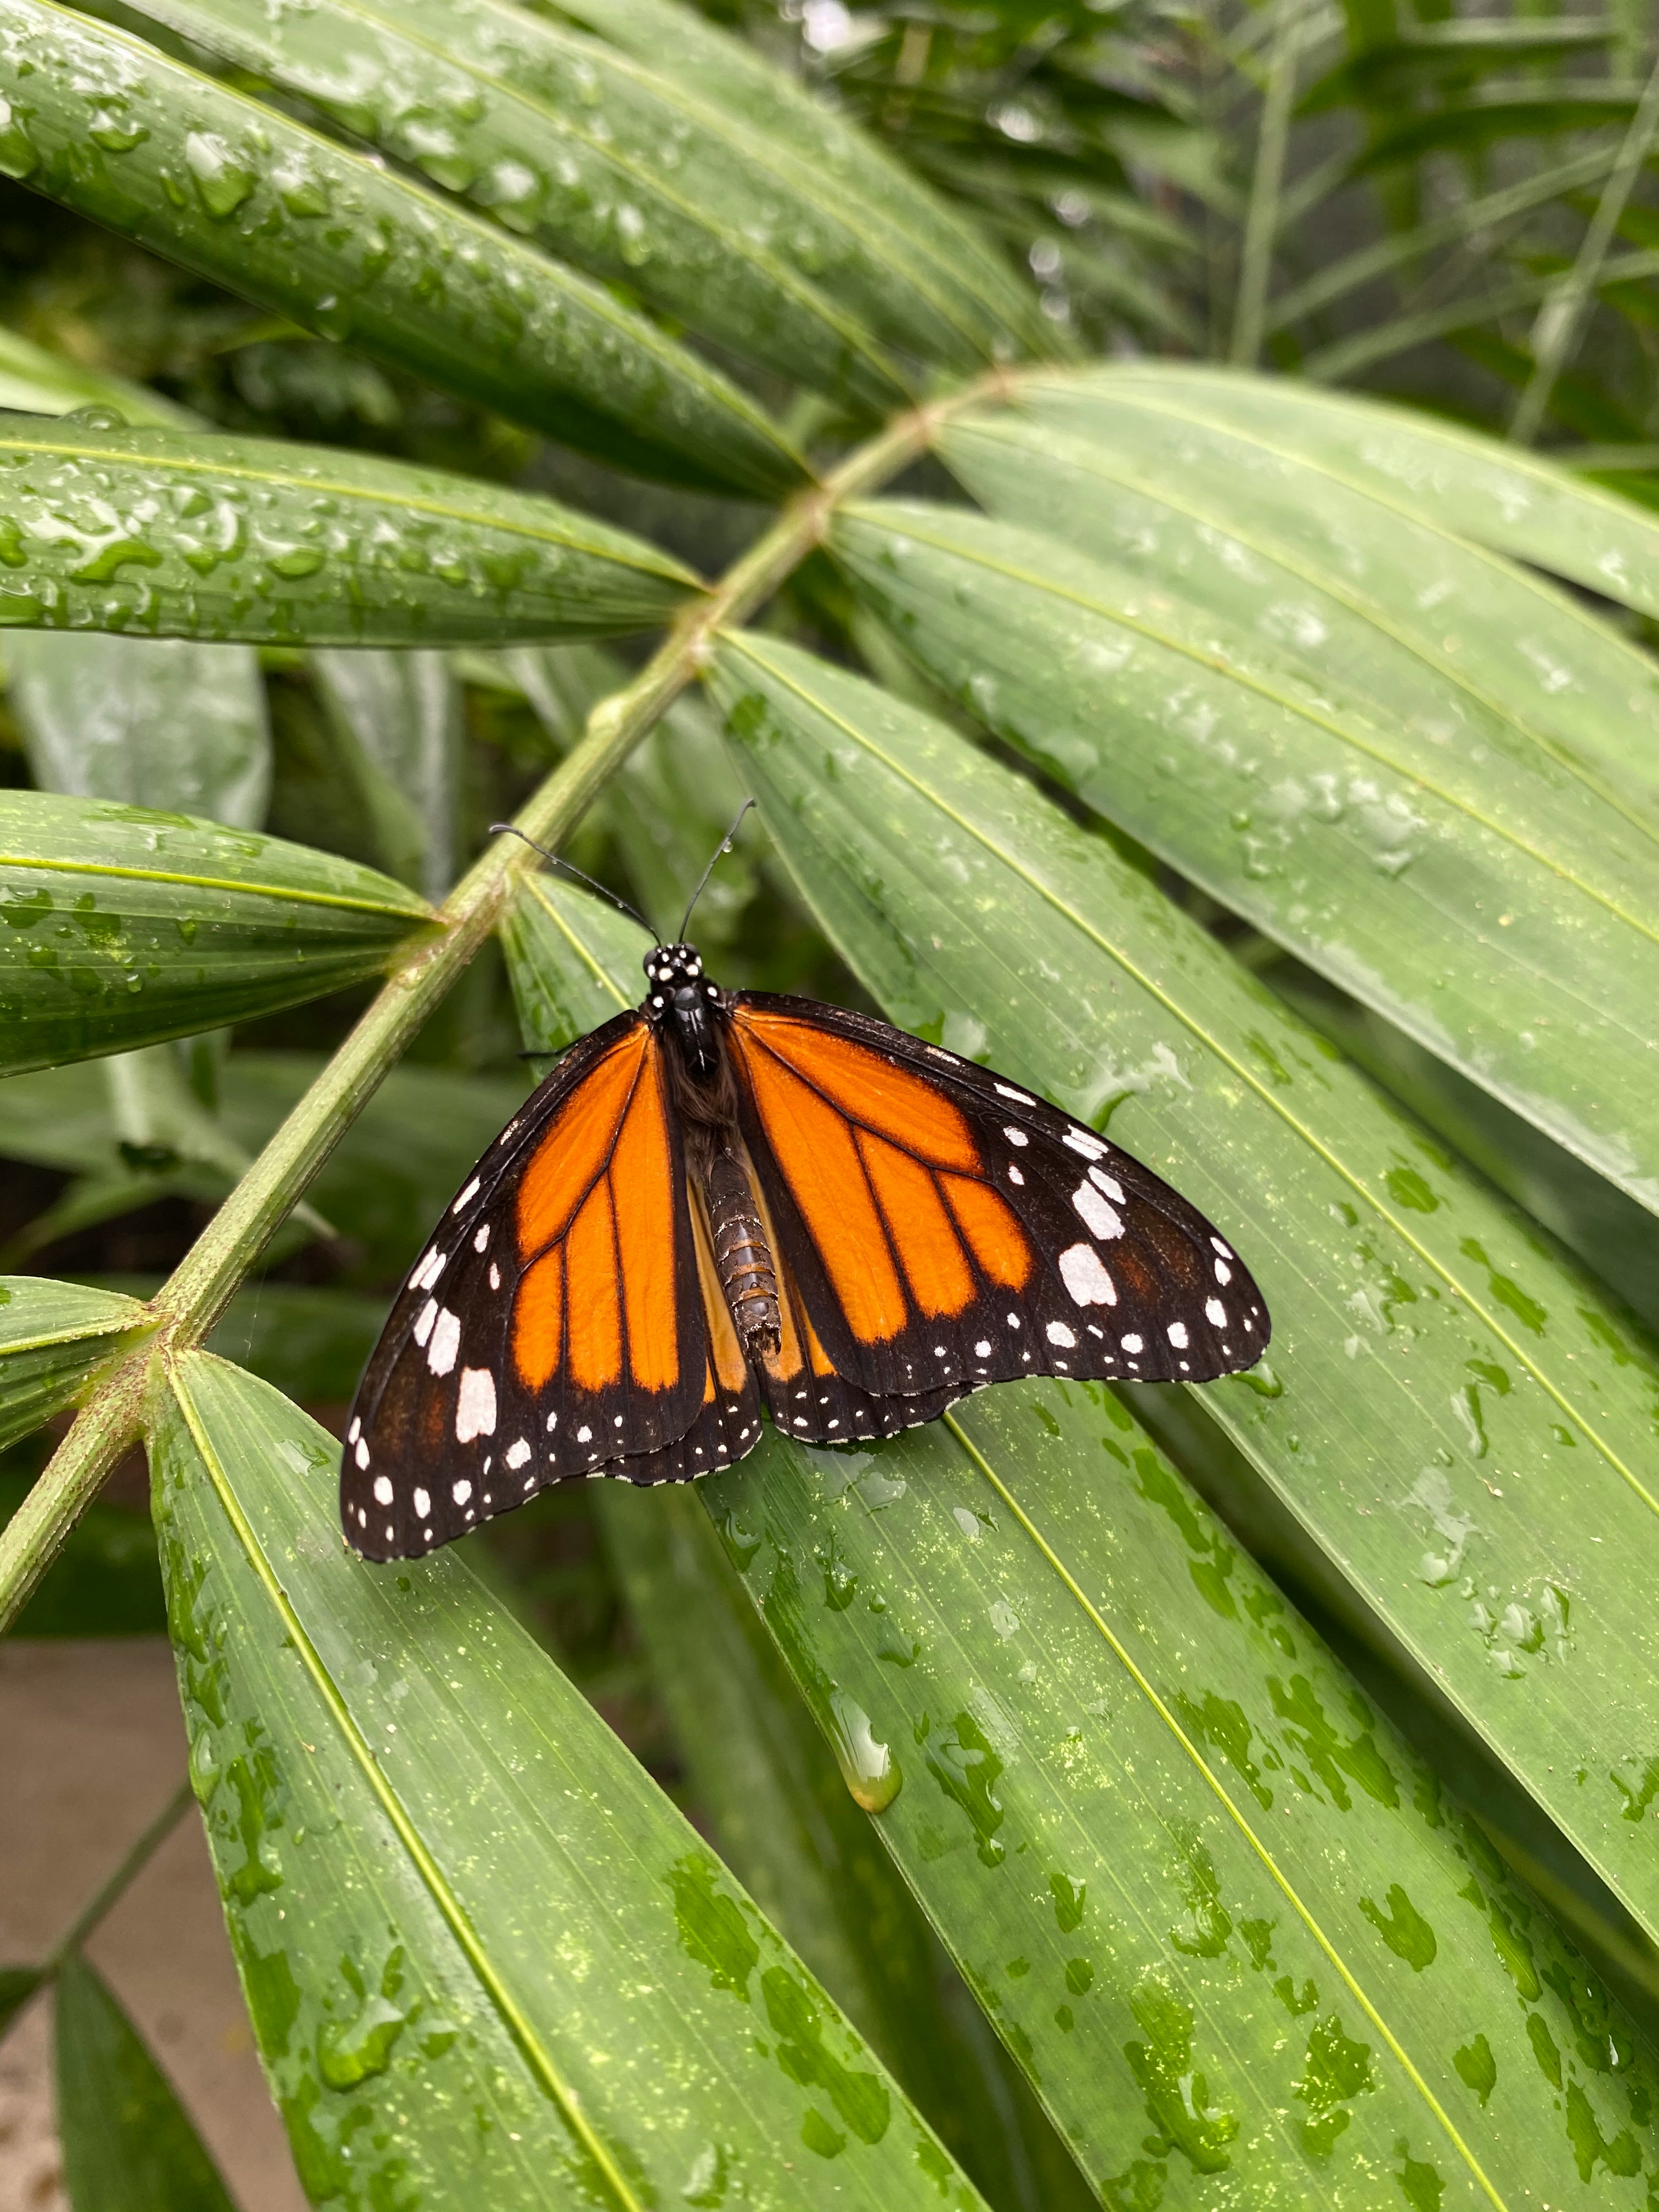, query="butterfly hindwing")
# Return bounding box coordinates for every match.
[725,994,1267,1423]
[342,1012,712,1558]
